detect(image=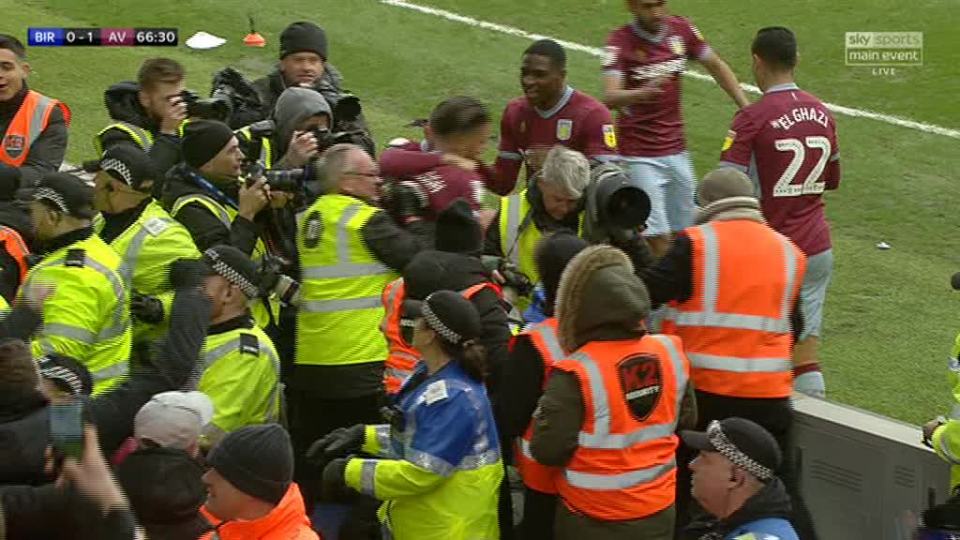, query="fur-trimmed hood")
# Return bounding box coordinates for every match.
[554,245,650,353]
